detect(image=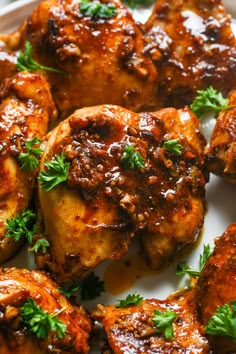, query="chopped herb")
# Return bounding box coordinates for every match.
[30,239,49,254]
[18,137,43,171]
[5,209,38,244]
[205,300,236,340]
[121,145,145,170]
[17,41,68,76]
[59,282,80,298]
[152,308,177,340]
[190,86,235,119]
[80,0,118,19]
[121,0,154,9]
[116,293,143,308]
[163,138,183,155]
[38,152,70,192]
[20,298,66,339]
[176,244,212,278]
[81,272,105,300]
